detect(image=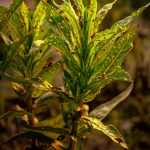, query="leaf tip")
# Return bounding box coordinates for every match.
[145,2,150,8]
